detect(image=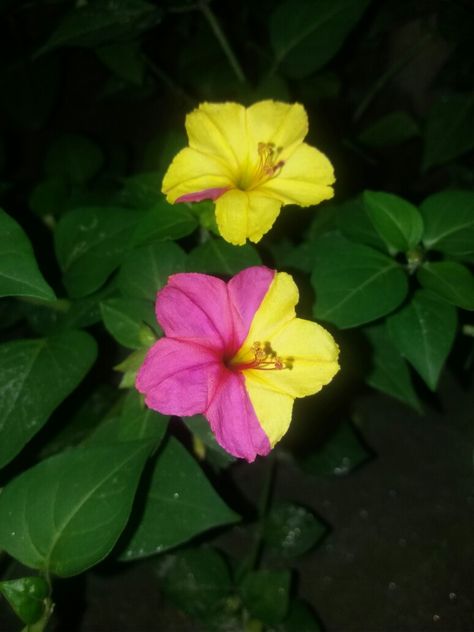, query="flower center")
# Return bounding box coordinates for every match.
[237,142,285,191]
[231,341,293,372]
